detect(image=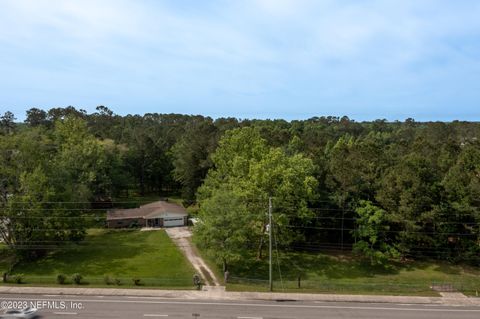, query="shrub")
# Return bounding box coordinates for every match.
[72,273,82,285]
[104,275,113,285]
[132,278,142,286]
[12,274,24,284]
[57,274,67,285]
[114,278,121,285]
